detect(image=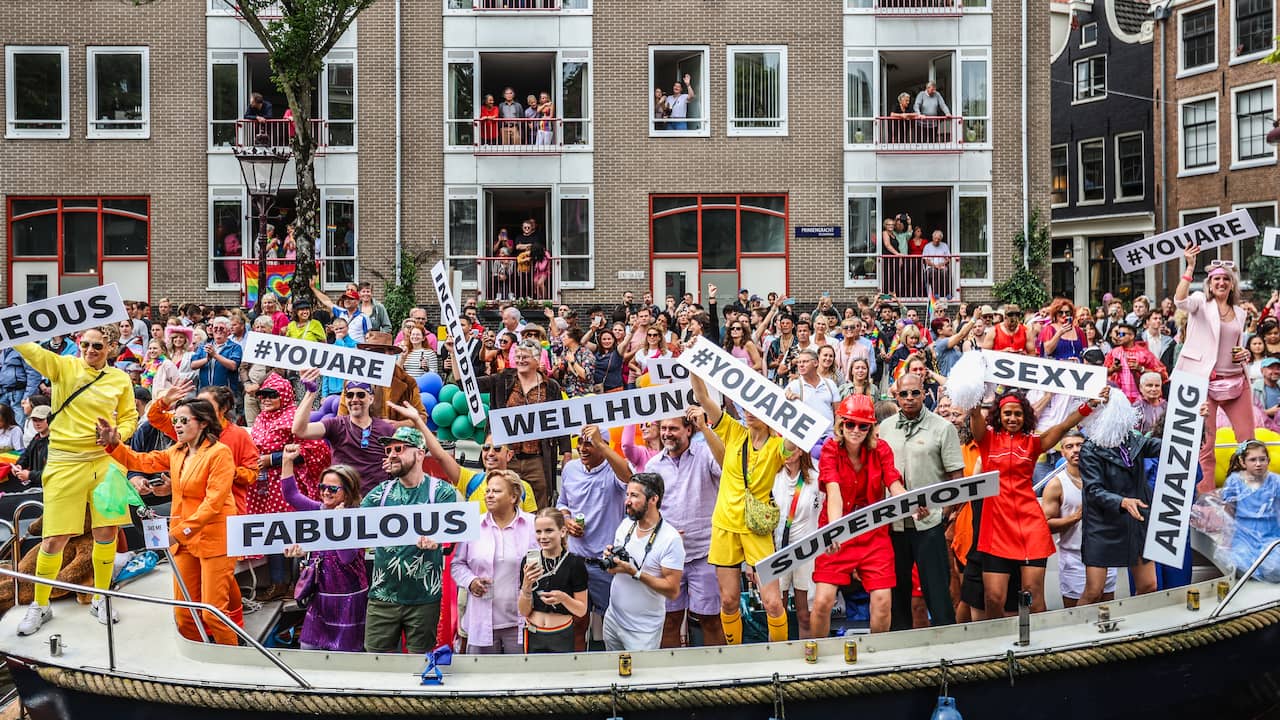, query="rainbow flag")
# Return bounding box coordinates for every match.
[0,450,20,480]
[242,263,298,309]
[926,287,938,327]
